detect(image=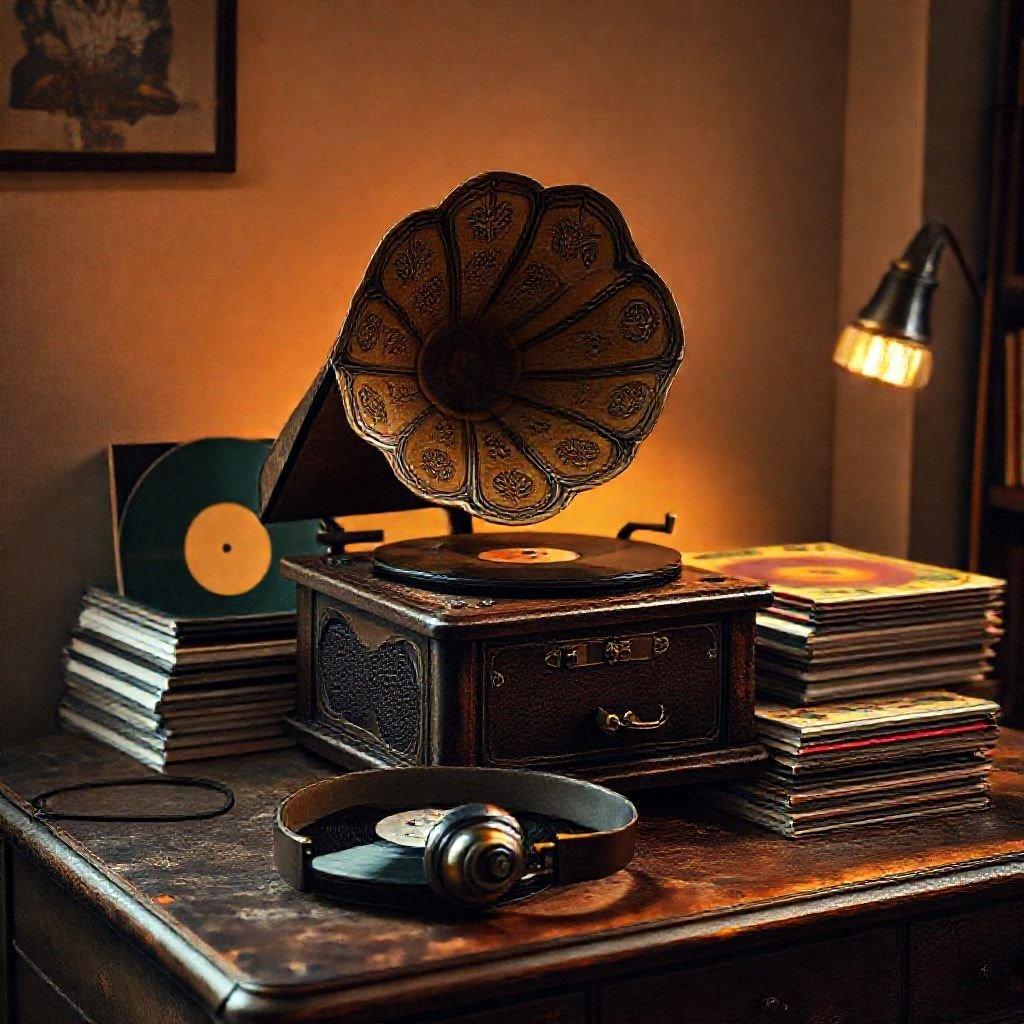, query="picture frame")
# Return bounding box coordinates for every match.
[0,0,236,172]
